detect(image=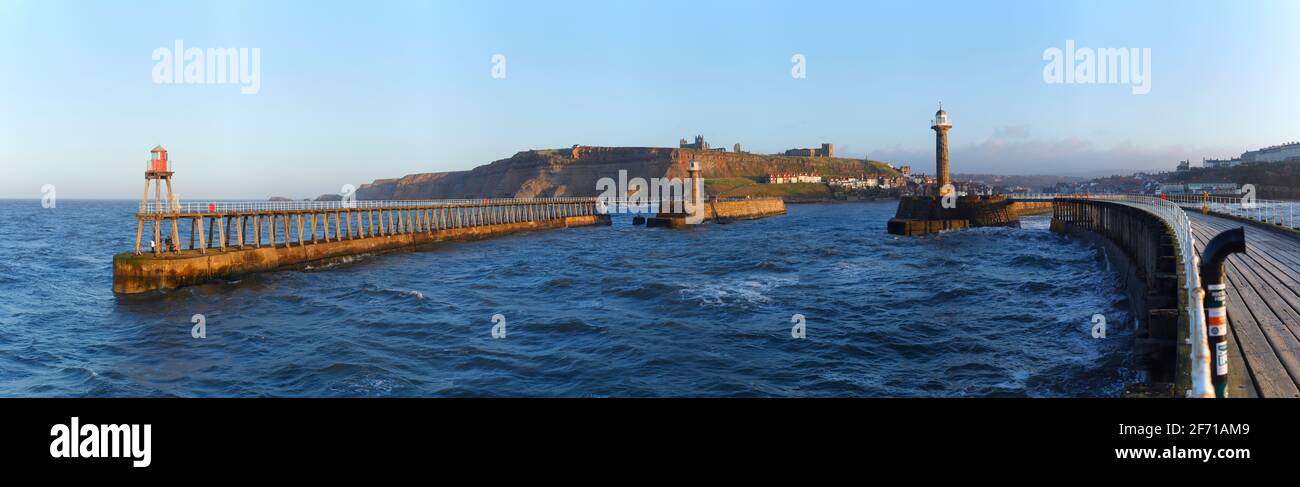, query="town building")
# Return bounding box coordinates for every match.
[679,135,709,150]
[1203,157,1241,168]
[1241,141,1300,163]
[765,173,823,184]
[1186,182,1239,194]
[1158,182,1238,195]
[783,143,834,158]
[826,175,879,189]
